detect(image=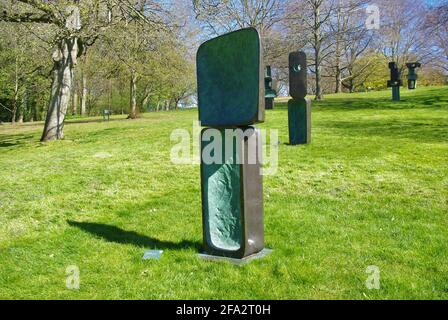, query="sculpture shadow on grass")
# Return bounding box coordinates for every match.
[0,133,36,148]
[67,220,201,251]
